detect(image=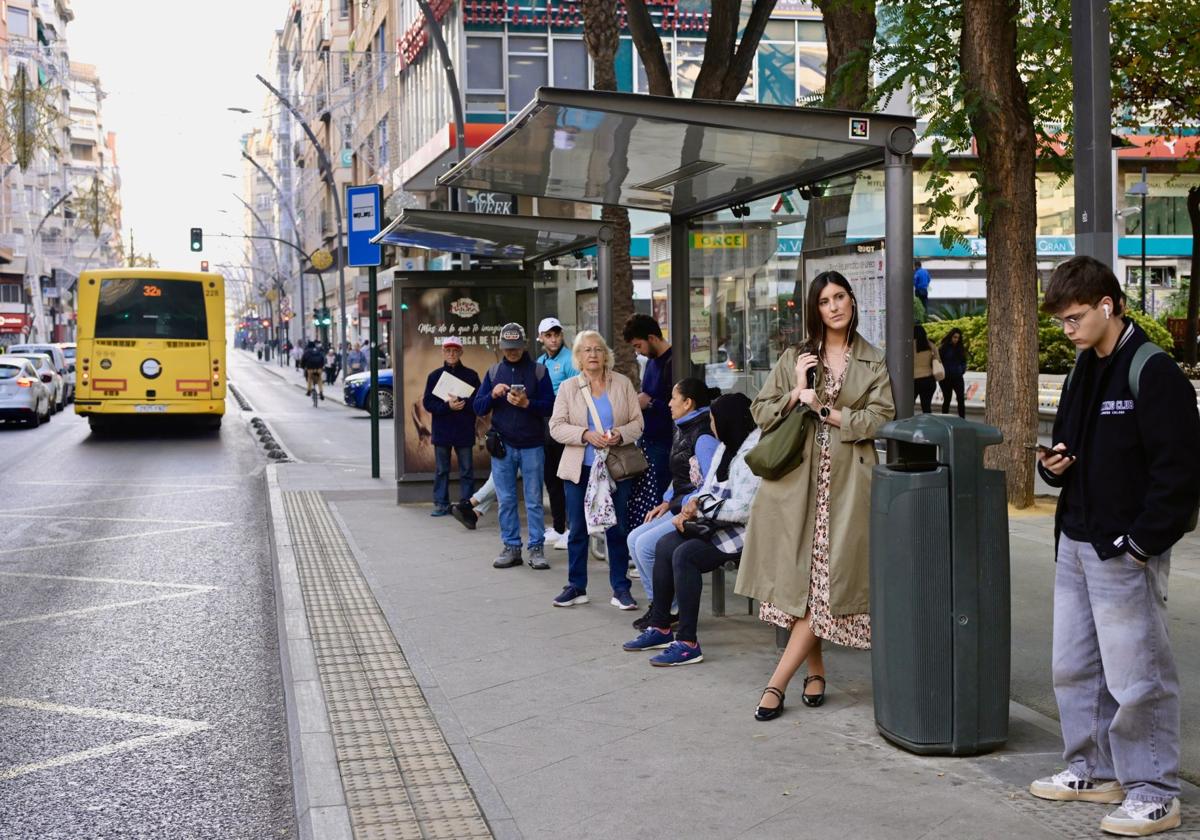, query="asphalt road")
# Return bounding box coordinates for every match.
[0,384,295,838]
